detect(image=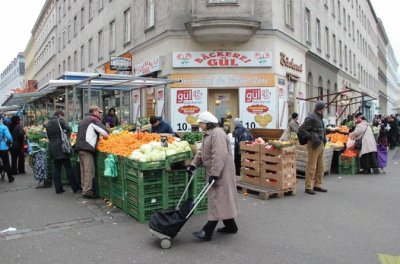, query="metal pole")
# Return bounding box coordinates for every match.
[65,87,69,121]
[88,80,92,107]
[73,85,77,121]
